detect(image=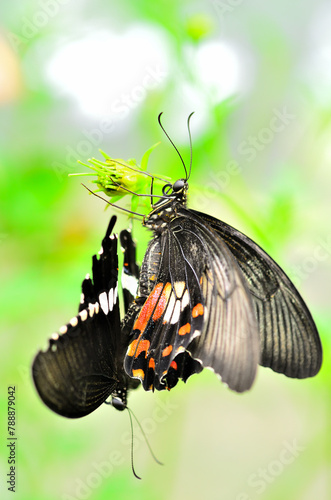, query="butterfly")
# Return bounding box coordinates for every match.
[32,216,140,418]
[122,114,323,393]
